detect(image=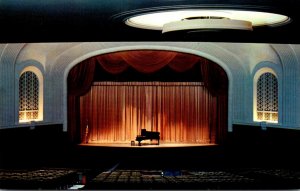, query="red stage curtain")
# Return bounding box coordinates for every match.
[80,82,214,144]
[200,60,228,144]
[67,50,228,144]
[169,52,202,72]
[96,53,128,74]
[95,50,200,74]
[67,58,96,143]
